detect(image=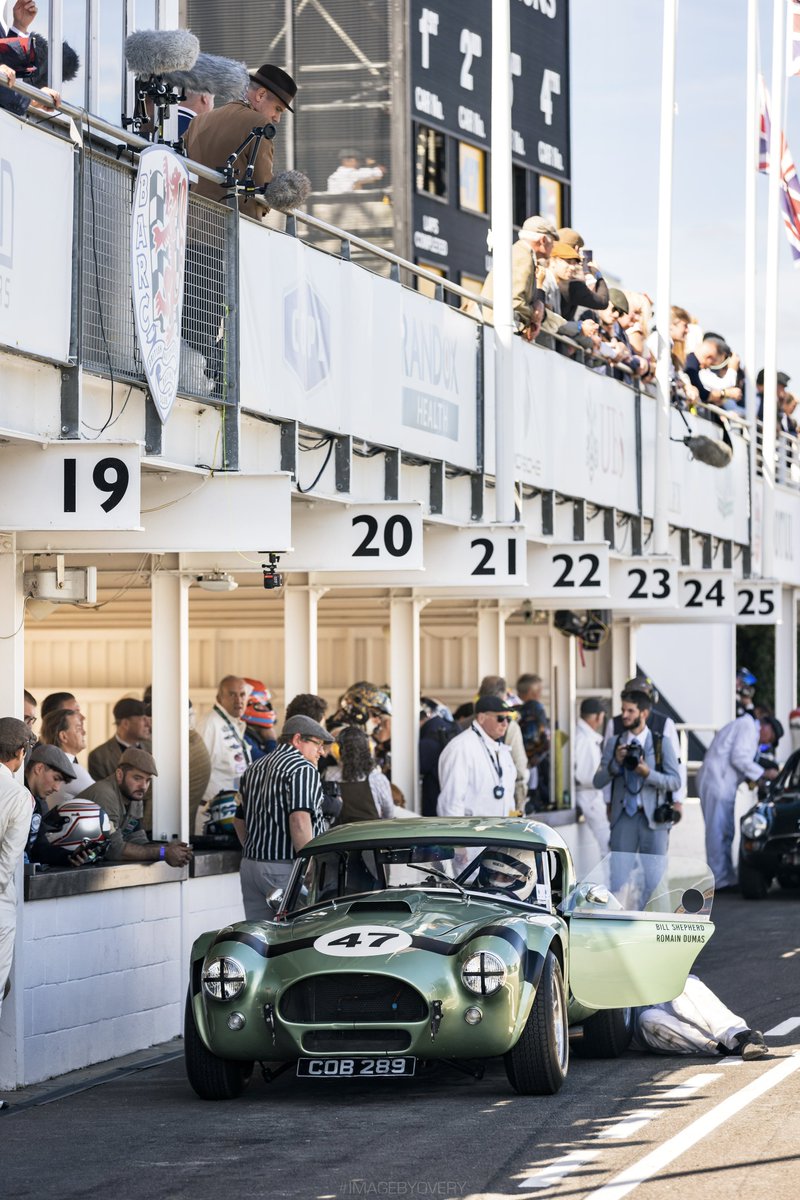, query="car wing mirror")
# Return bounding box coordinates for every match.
[584,884,610,905]
[266,888,284,913]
